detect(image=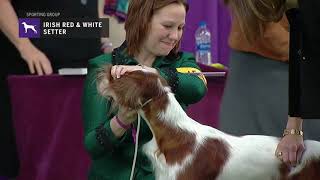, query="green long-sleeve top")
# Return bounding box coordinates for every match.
[82,49,207,180]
